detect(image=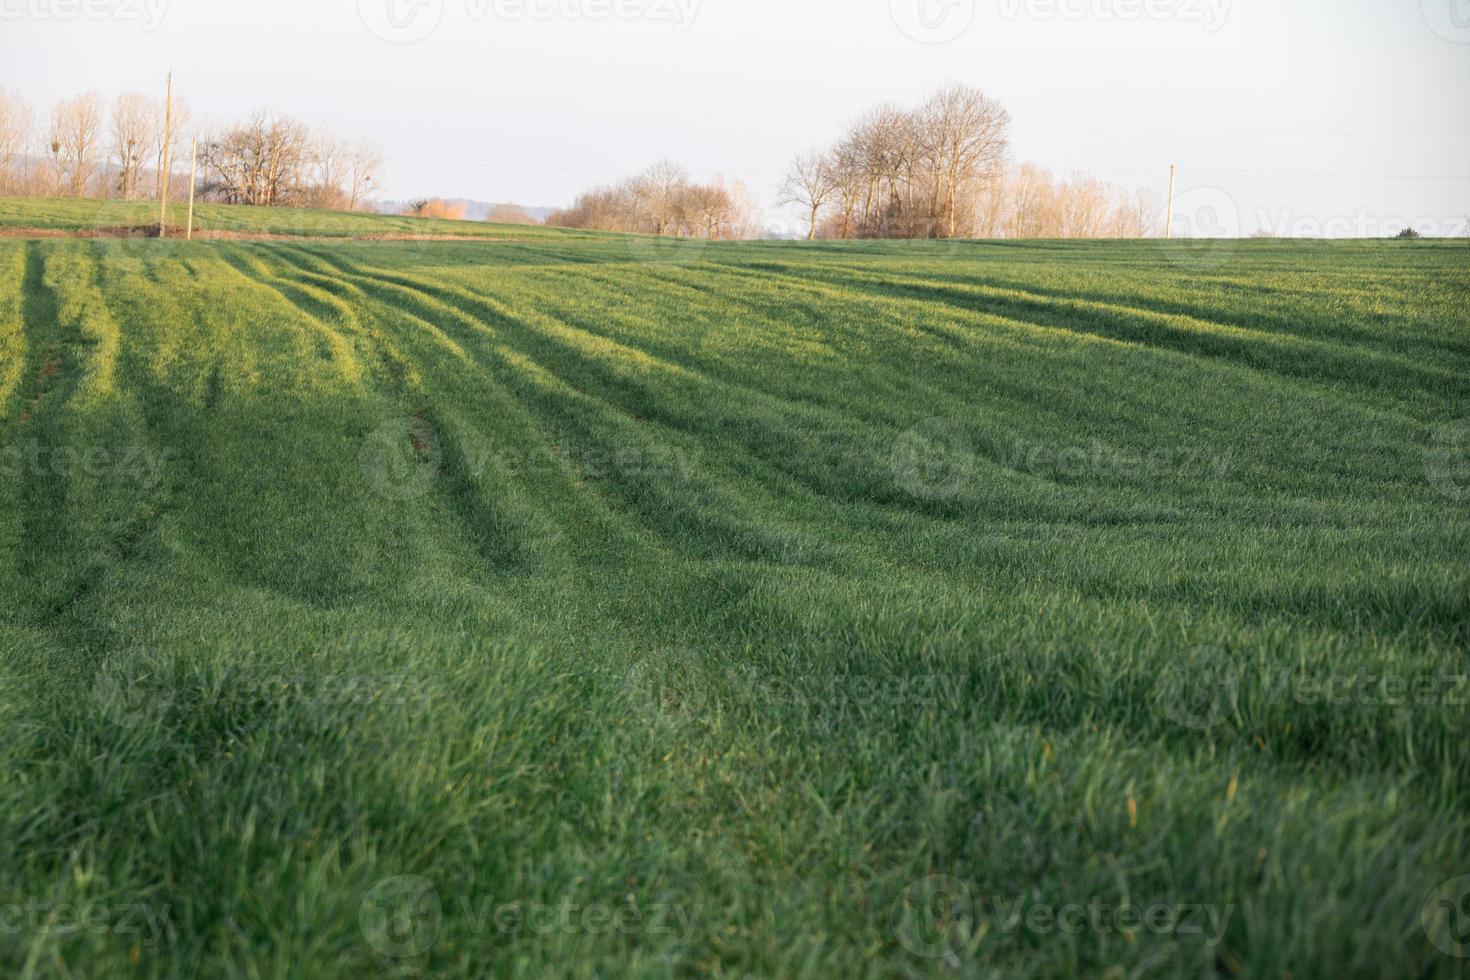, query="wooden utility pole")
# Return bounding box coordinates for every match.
[158,72,173,237]
[186,137,198,240]
[1165,163,1177,240]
